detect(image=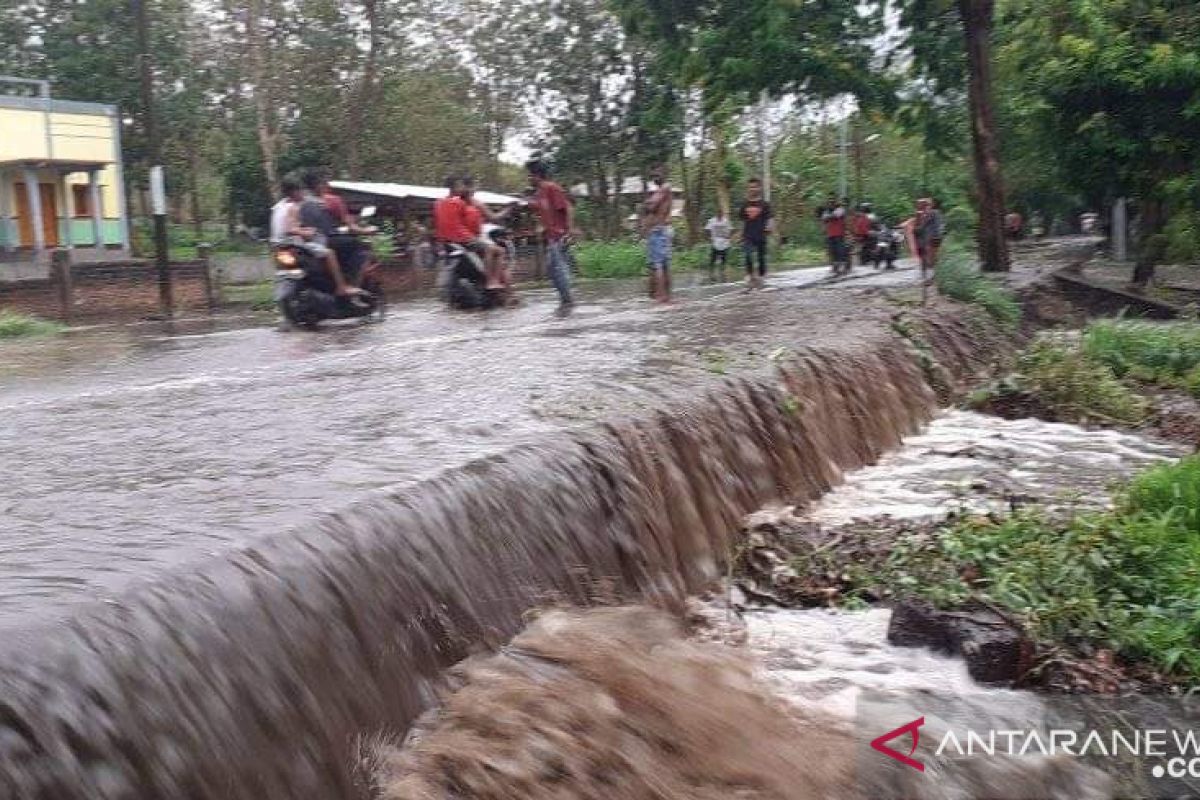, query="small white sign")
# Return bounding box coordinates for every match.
[150,166,166,216]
